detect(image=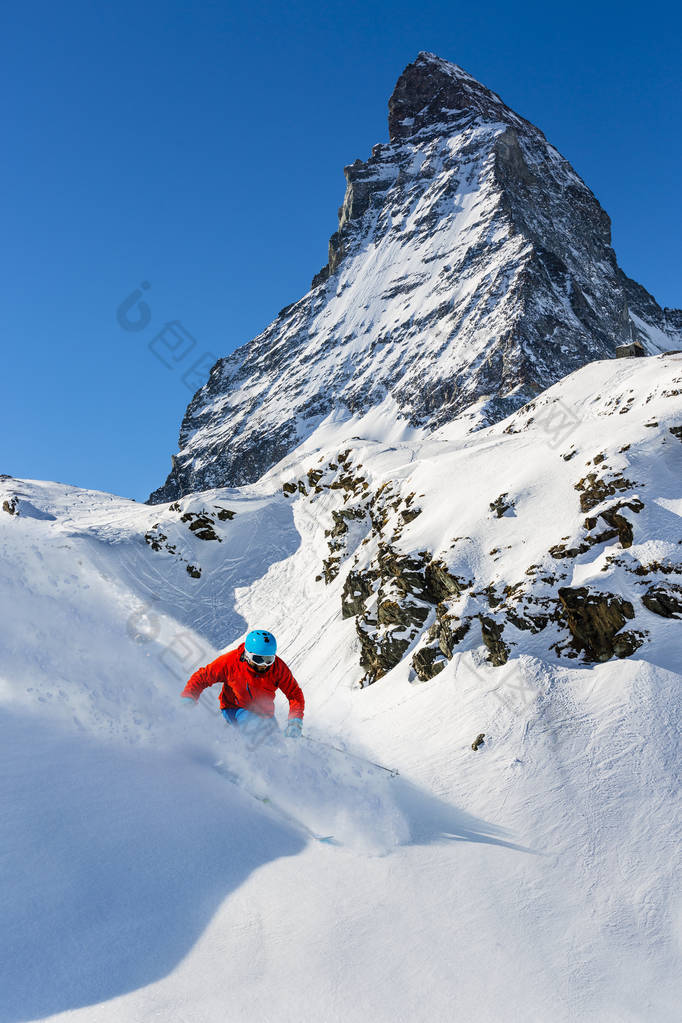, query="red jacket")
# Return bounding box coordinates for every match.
[181,643,304,720]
